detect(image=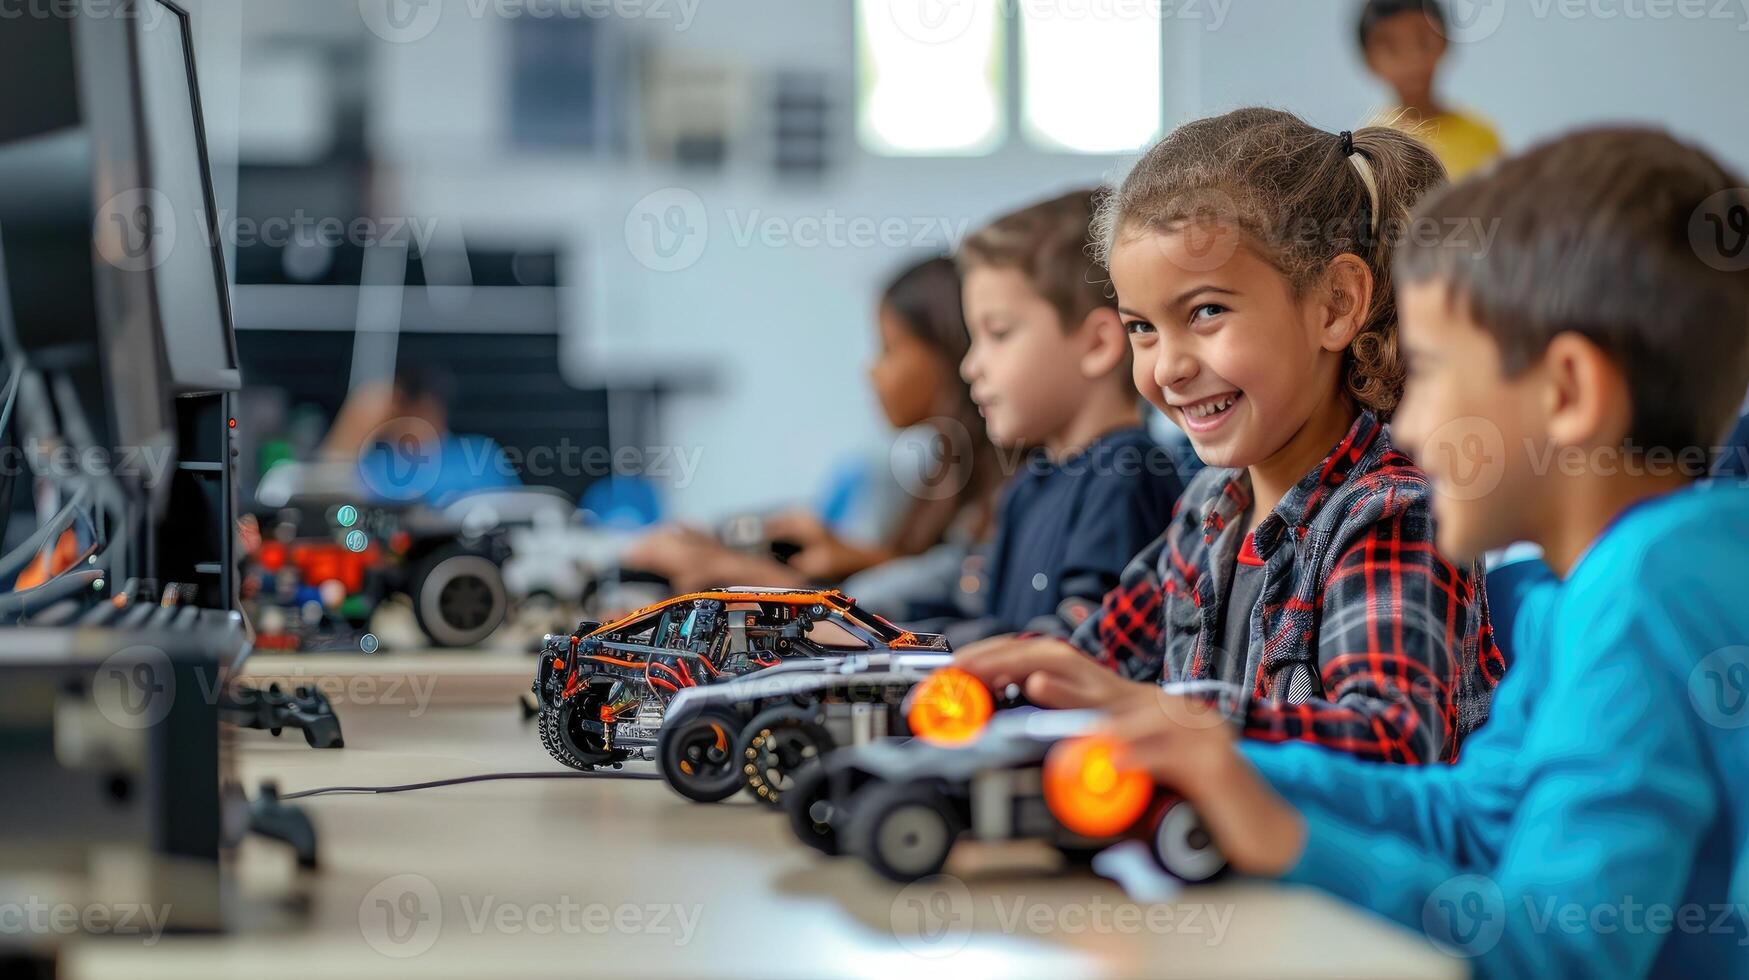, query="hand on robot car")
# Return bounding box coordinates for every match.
[759,510,886,583]
[622,525,717,580]
[1097,693,1306,877]
[624,524,815,593]
[952,634,1149,710]
[757,510,832,549]
[623,525,741,593]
